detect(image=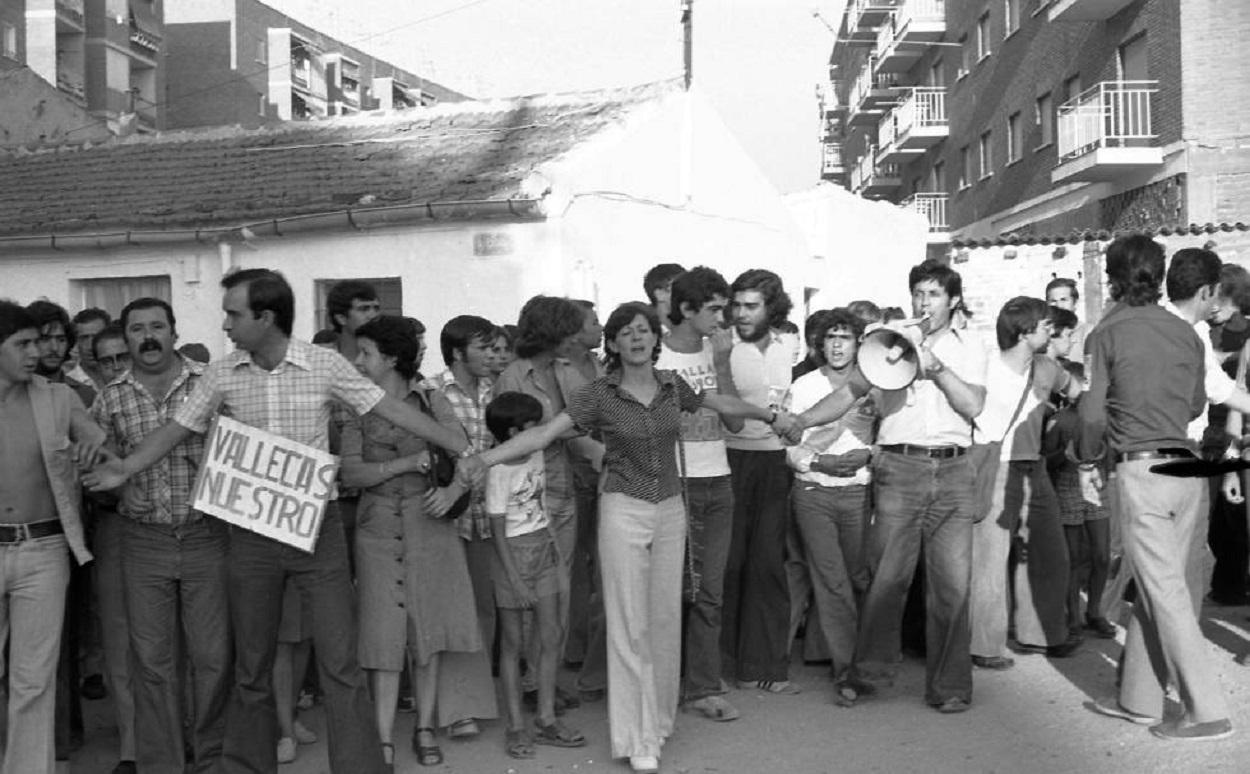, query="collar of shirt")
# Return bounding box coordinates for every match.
[116,354,204,395]
[226,340,313,372]
[602,367,680,398]
[429,369,491,402]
